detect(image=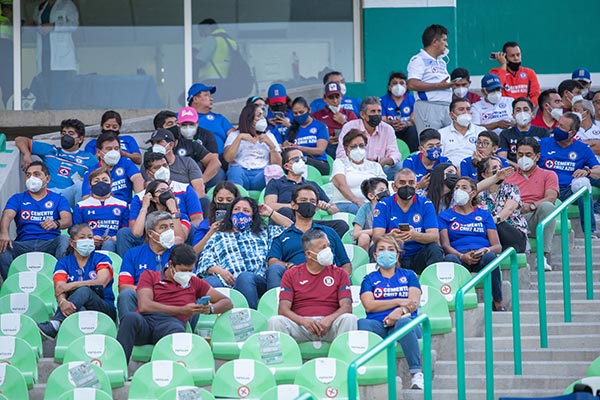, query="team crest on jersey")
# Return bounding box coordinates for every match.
[323,276,335,287]
[58,166,71,177]
[115,167,124,176]
[475,216,482,221]
[510,144,517,153]
[450,221,461,230]
[76,158,83,164]
[373,287,384,298]
[373,209,380,217]
[504,84,510,92]
[413,214,421,223]
[113,208,121,216]
[310,128,317,134]
[89,221,98,229]
[520,72,527,78]
[45,201,53,209]
[499,103,506,109]
[21,211,31,220]
[482,113,491,121]
[545,160,555,168]
[399,276,408,283]
[206,114,215,121]
[403,106,411,115]
[89,271,97,280]
[178,148,187,157]
[469,137,477,144]
[569,152,577,160]
[431,66,438,73]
